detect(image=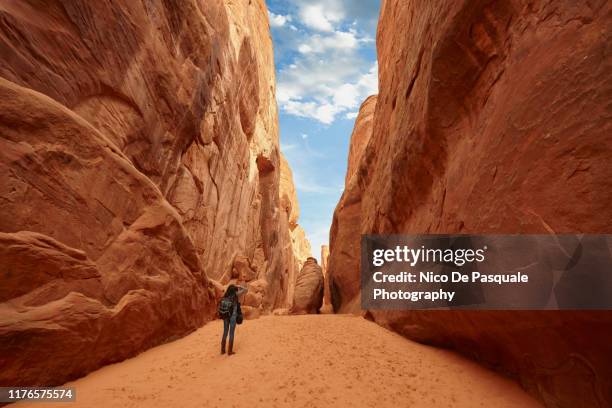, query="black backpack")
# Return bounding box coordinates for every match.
[236,302,243,325]
[218,296,235,319]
